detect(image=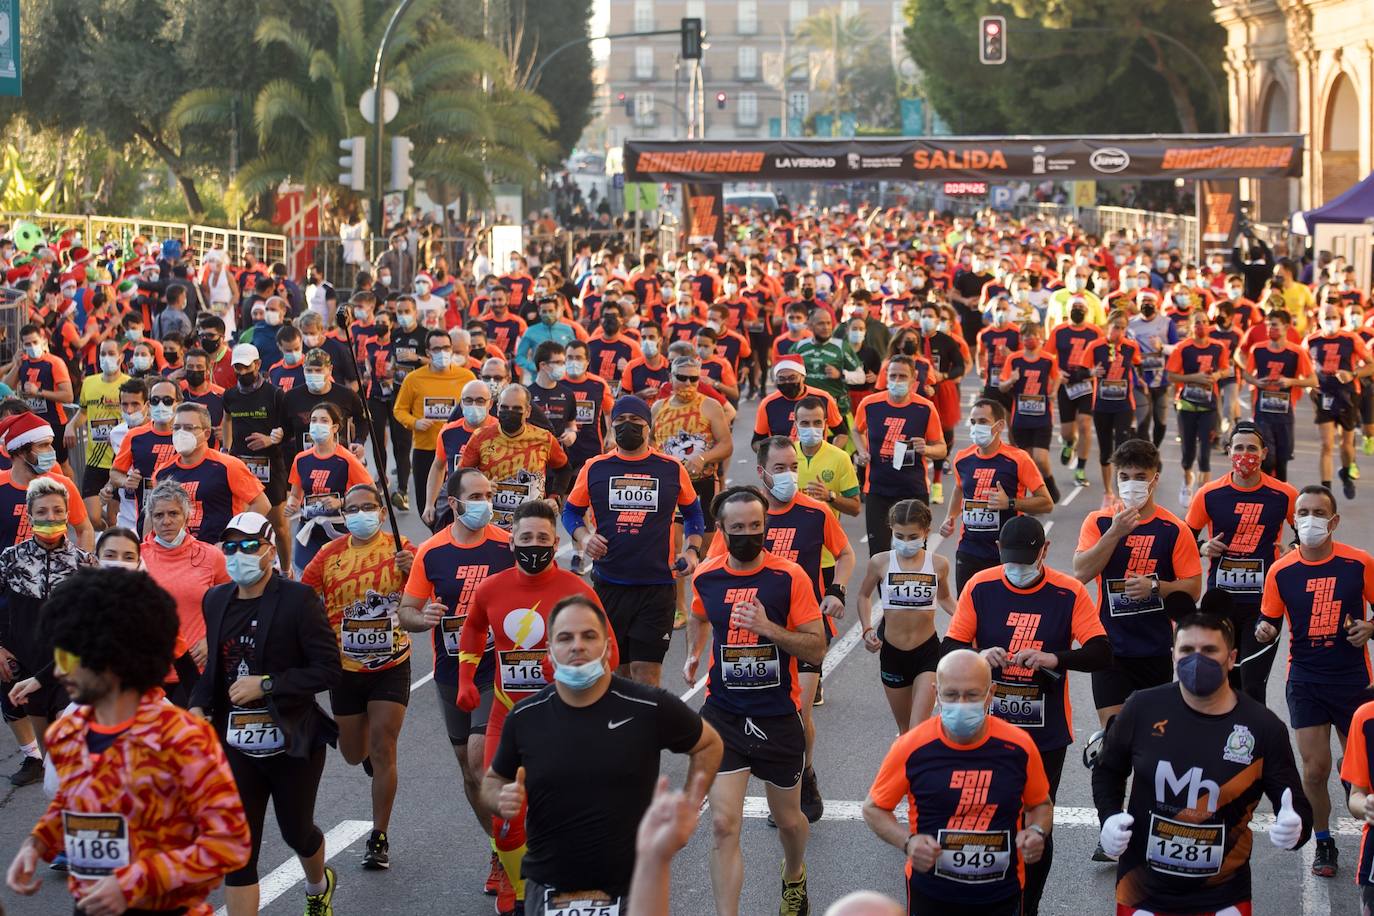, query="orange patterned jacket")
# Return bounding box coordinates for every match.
[31,690,250,914]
